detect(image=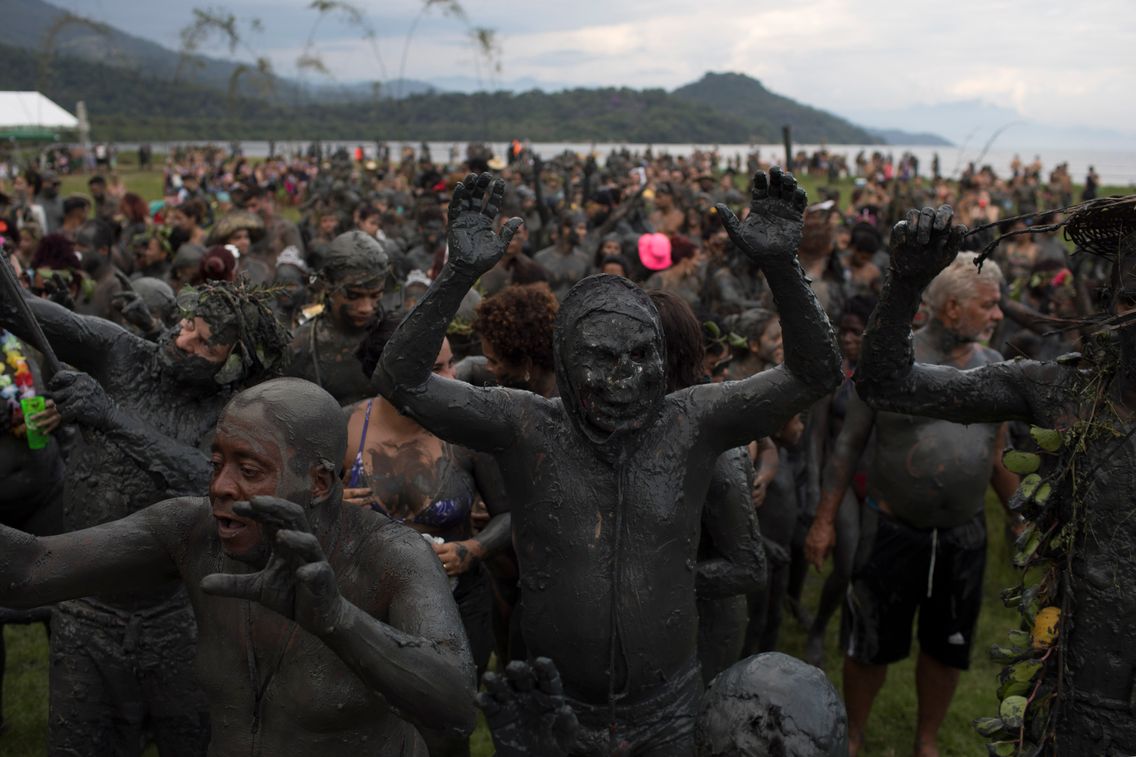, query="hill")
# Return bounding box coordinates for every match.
[0,42,748,142]
[673,72,881,144]
[0,0,440,102]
